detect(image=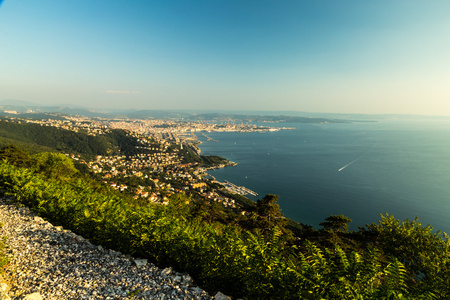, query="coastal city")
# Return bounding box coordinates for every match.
[2,114,293,210]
